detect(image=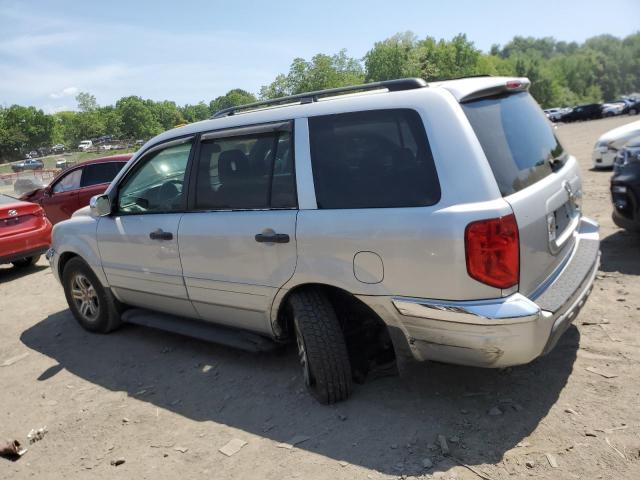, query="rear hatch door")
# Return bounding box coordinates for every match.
[461,91,581,296]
